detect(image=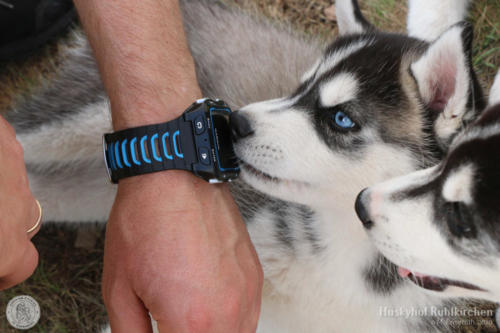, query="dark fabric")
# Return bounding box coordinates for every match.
[0,0,76,60]
[0,0,38,45]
